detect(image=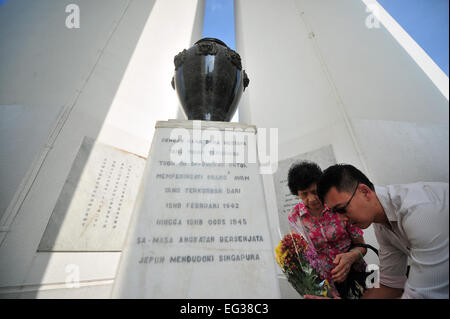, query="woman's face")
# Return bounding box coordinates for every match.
[297,183,323,211]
